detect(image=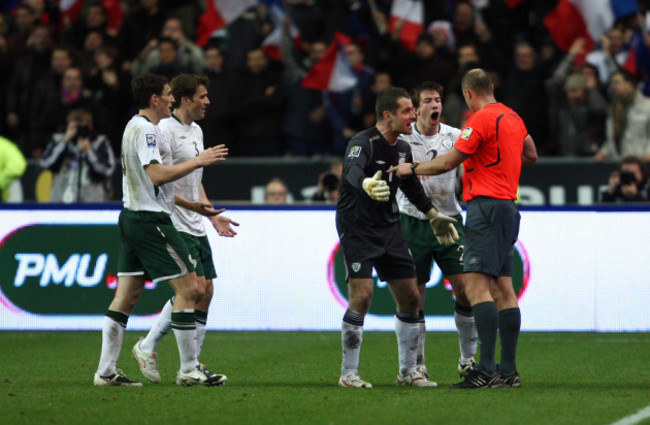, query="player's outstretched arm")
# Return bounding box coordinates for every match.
[145,145,228,186]
[174,193,225,216]
[209,213,239,237]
